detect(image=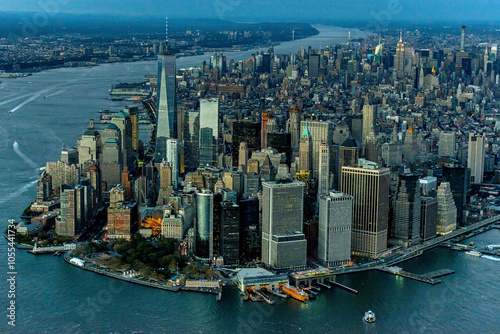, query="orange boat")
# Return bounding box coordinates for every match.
[282,284,309,302]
